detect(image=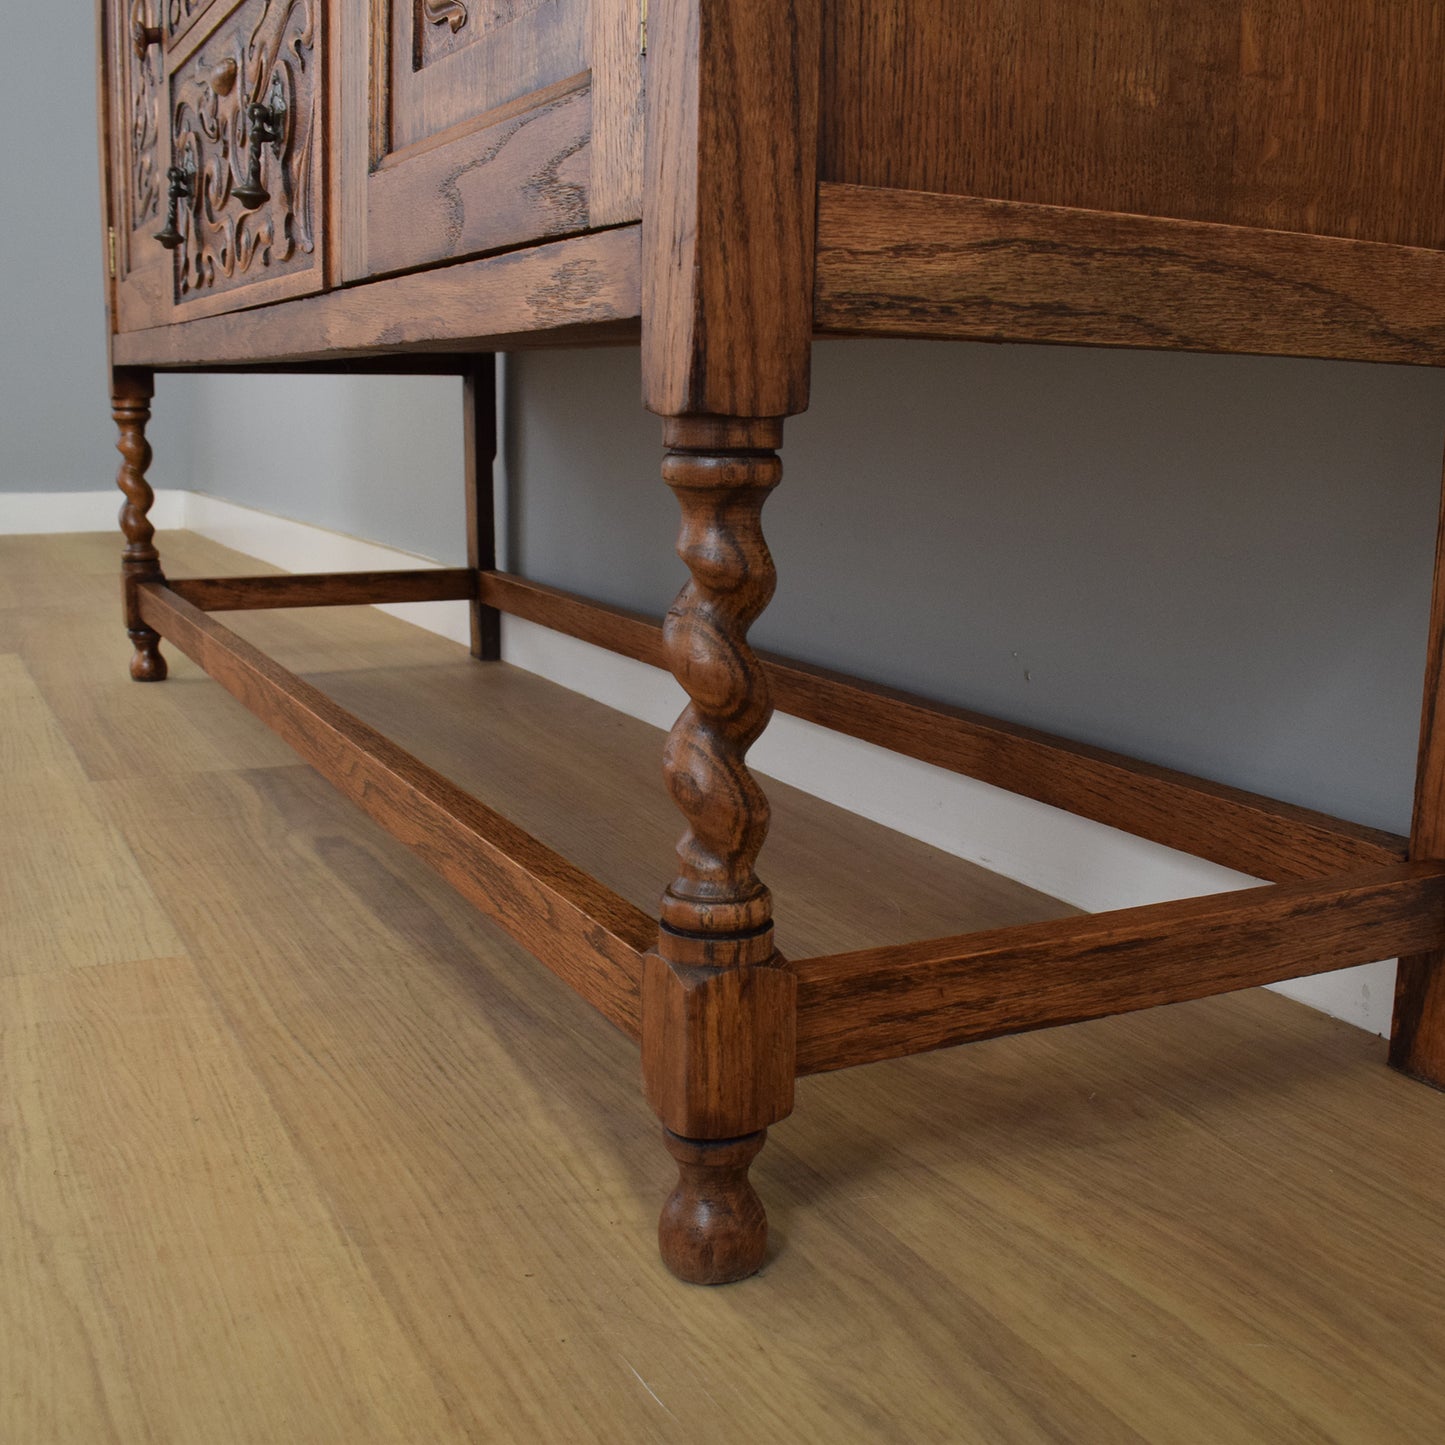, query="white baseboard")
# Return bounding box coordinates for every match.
[13,486,1394,1038]
[0,489,188,534]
